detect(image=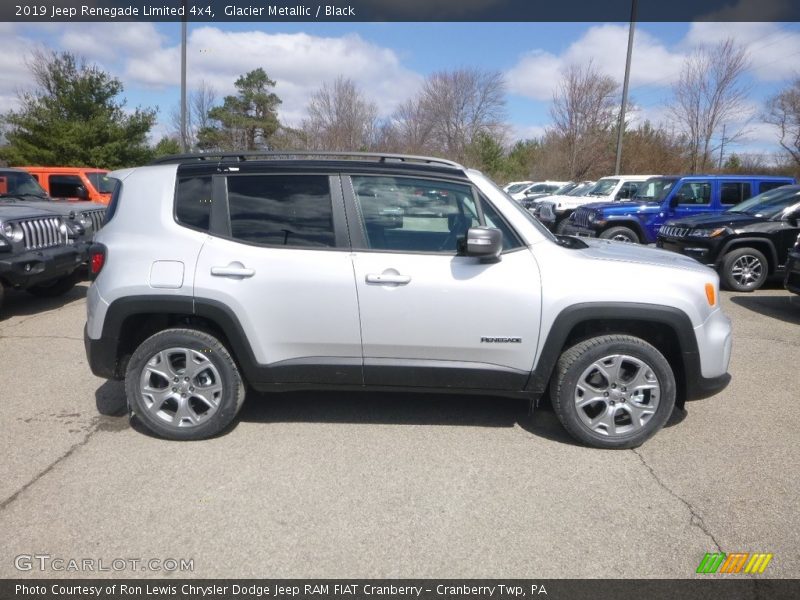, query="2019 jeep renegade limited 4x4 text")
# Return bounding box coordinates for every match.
[84,152,732,449]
